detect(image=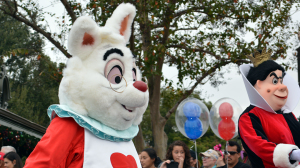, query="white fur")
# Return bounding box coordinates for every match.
[105,3,136,43]
[67,16,99,60]
[273,143,299,168]
[60,3,148,130]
